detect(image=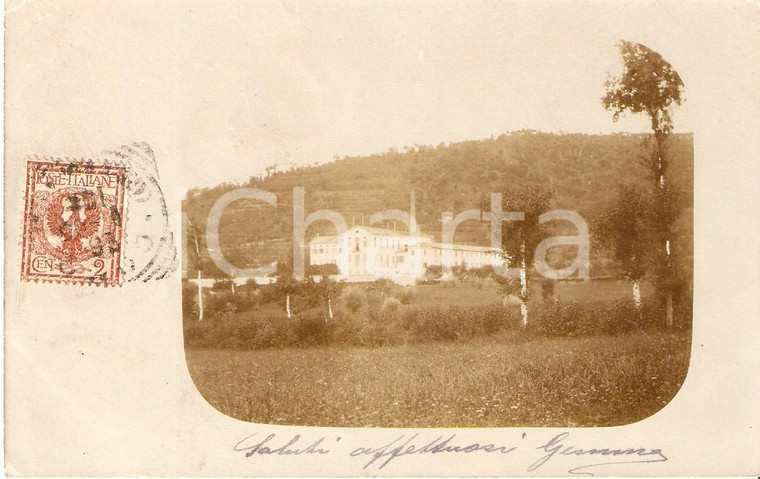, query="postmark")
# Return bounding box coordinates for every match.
[99,142,178,283]
[21,159,127,286]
